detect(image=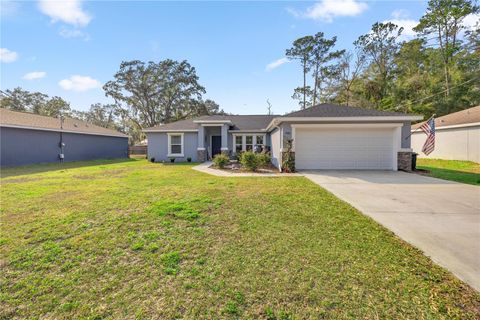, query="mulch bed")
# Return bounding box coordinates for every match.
[210,161,280,174]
